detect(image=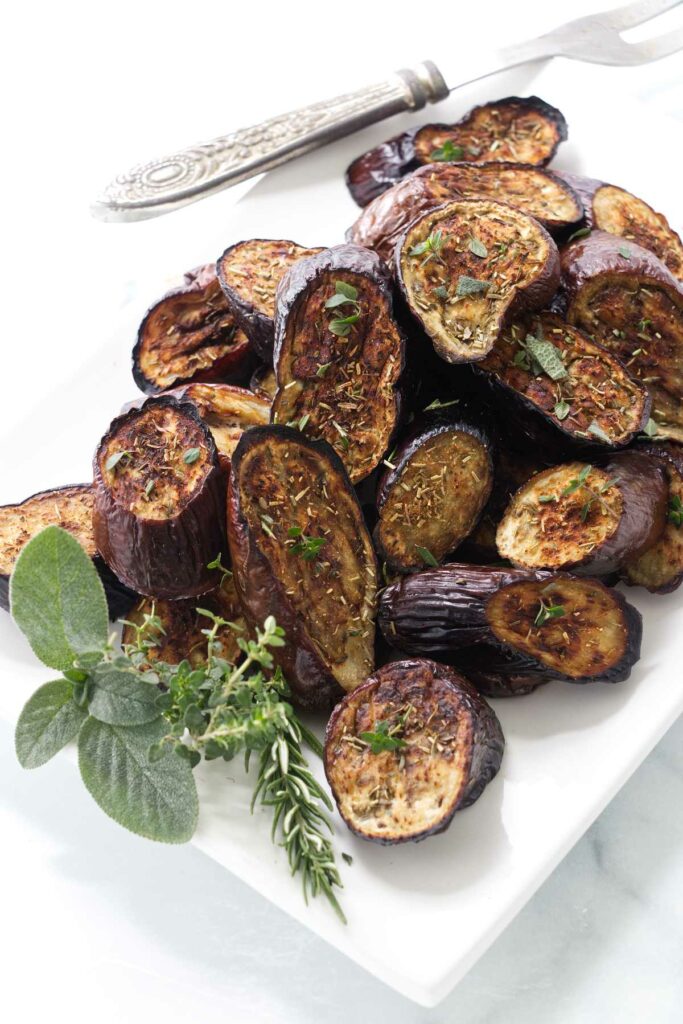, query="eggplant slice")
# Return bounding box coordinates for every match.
[346,95,567,207]
[93,396,226,599]
[375,417,493,571]
[477,311,651,447]
[562,231,683,442]
[163,383,270,473]
[324,658,504,844]
[133,264,252,394]
[271,245,405,484]
[0,484,136,619]
[622,443,683,593]
[217,238,324,359]
[348,162,583,262]
[249,363,277,402]
[227,425,377,710]
[496,453,667,575]
[397,199,560,363]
